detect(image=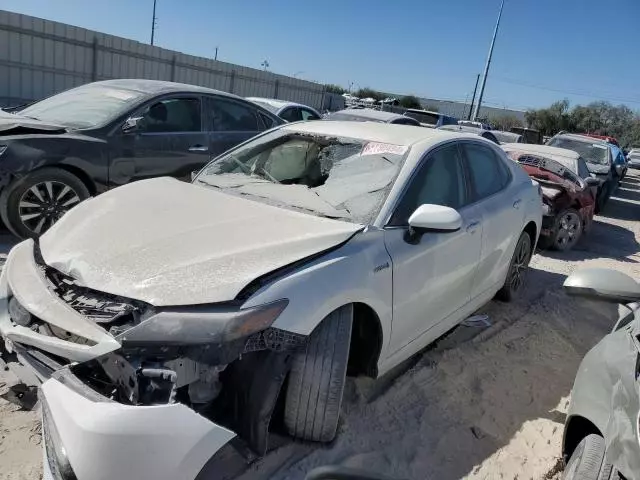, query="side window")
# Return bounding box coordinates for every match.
[280,107,302,122]
[463,143,509,201]
[389,143,466,226]
[577,159,591,179]
[138,97,201,133]
[258,112,278,130]
[207,97,259,132]
[300,109,320,121]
